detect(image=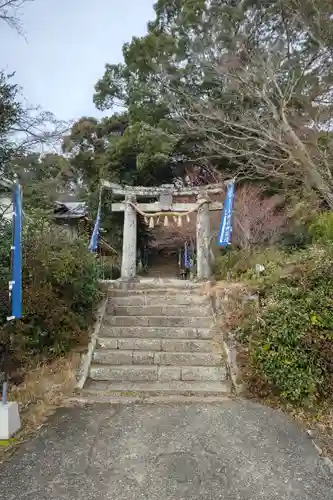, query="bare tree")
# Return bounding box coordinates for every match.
[169,1,333,208]
[0,0,33,34]
[10,106,72,155]
[232,185,287,248]
[175,51,333,207]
